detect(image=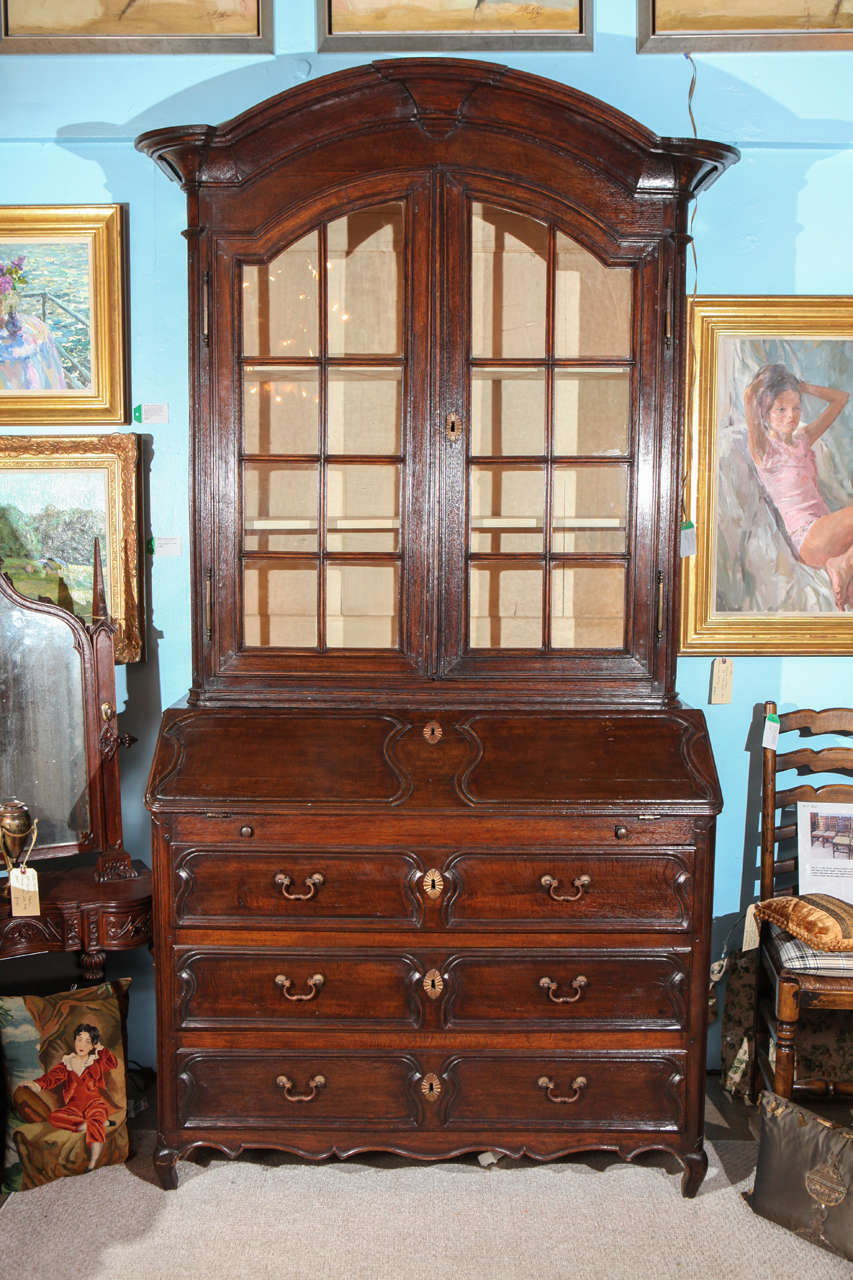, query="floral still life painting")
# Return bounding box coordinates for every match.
[0,982,130,1193]
[328,0,582,35]
[4,1,259,37]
